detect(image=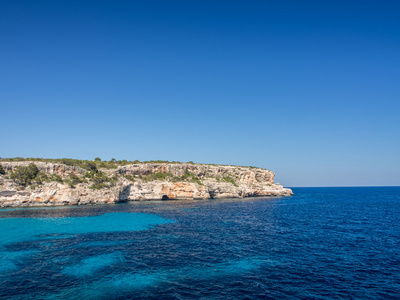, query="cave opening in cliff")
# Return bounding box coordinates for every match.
[162,195,170,200]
